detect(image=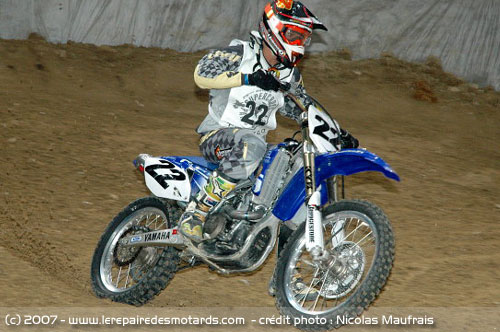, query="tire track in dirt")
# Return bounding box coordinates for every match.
[0,190,93,298]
